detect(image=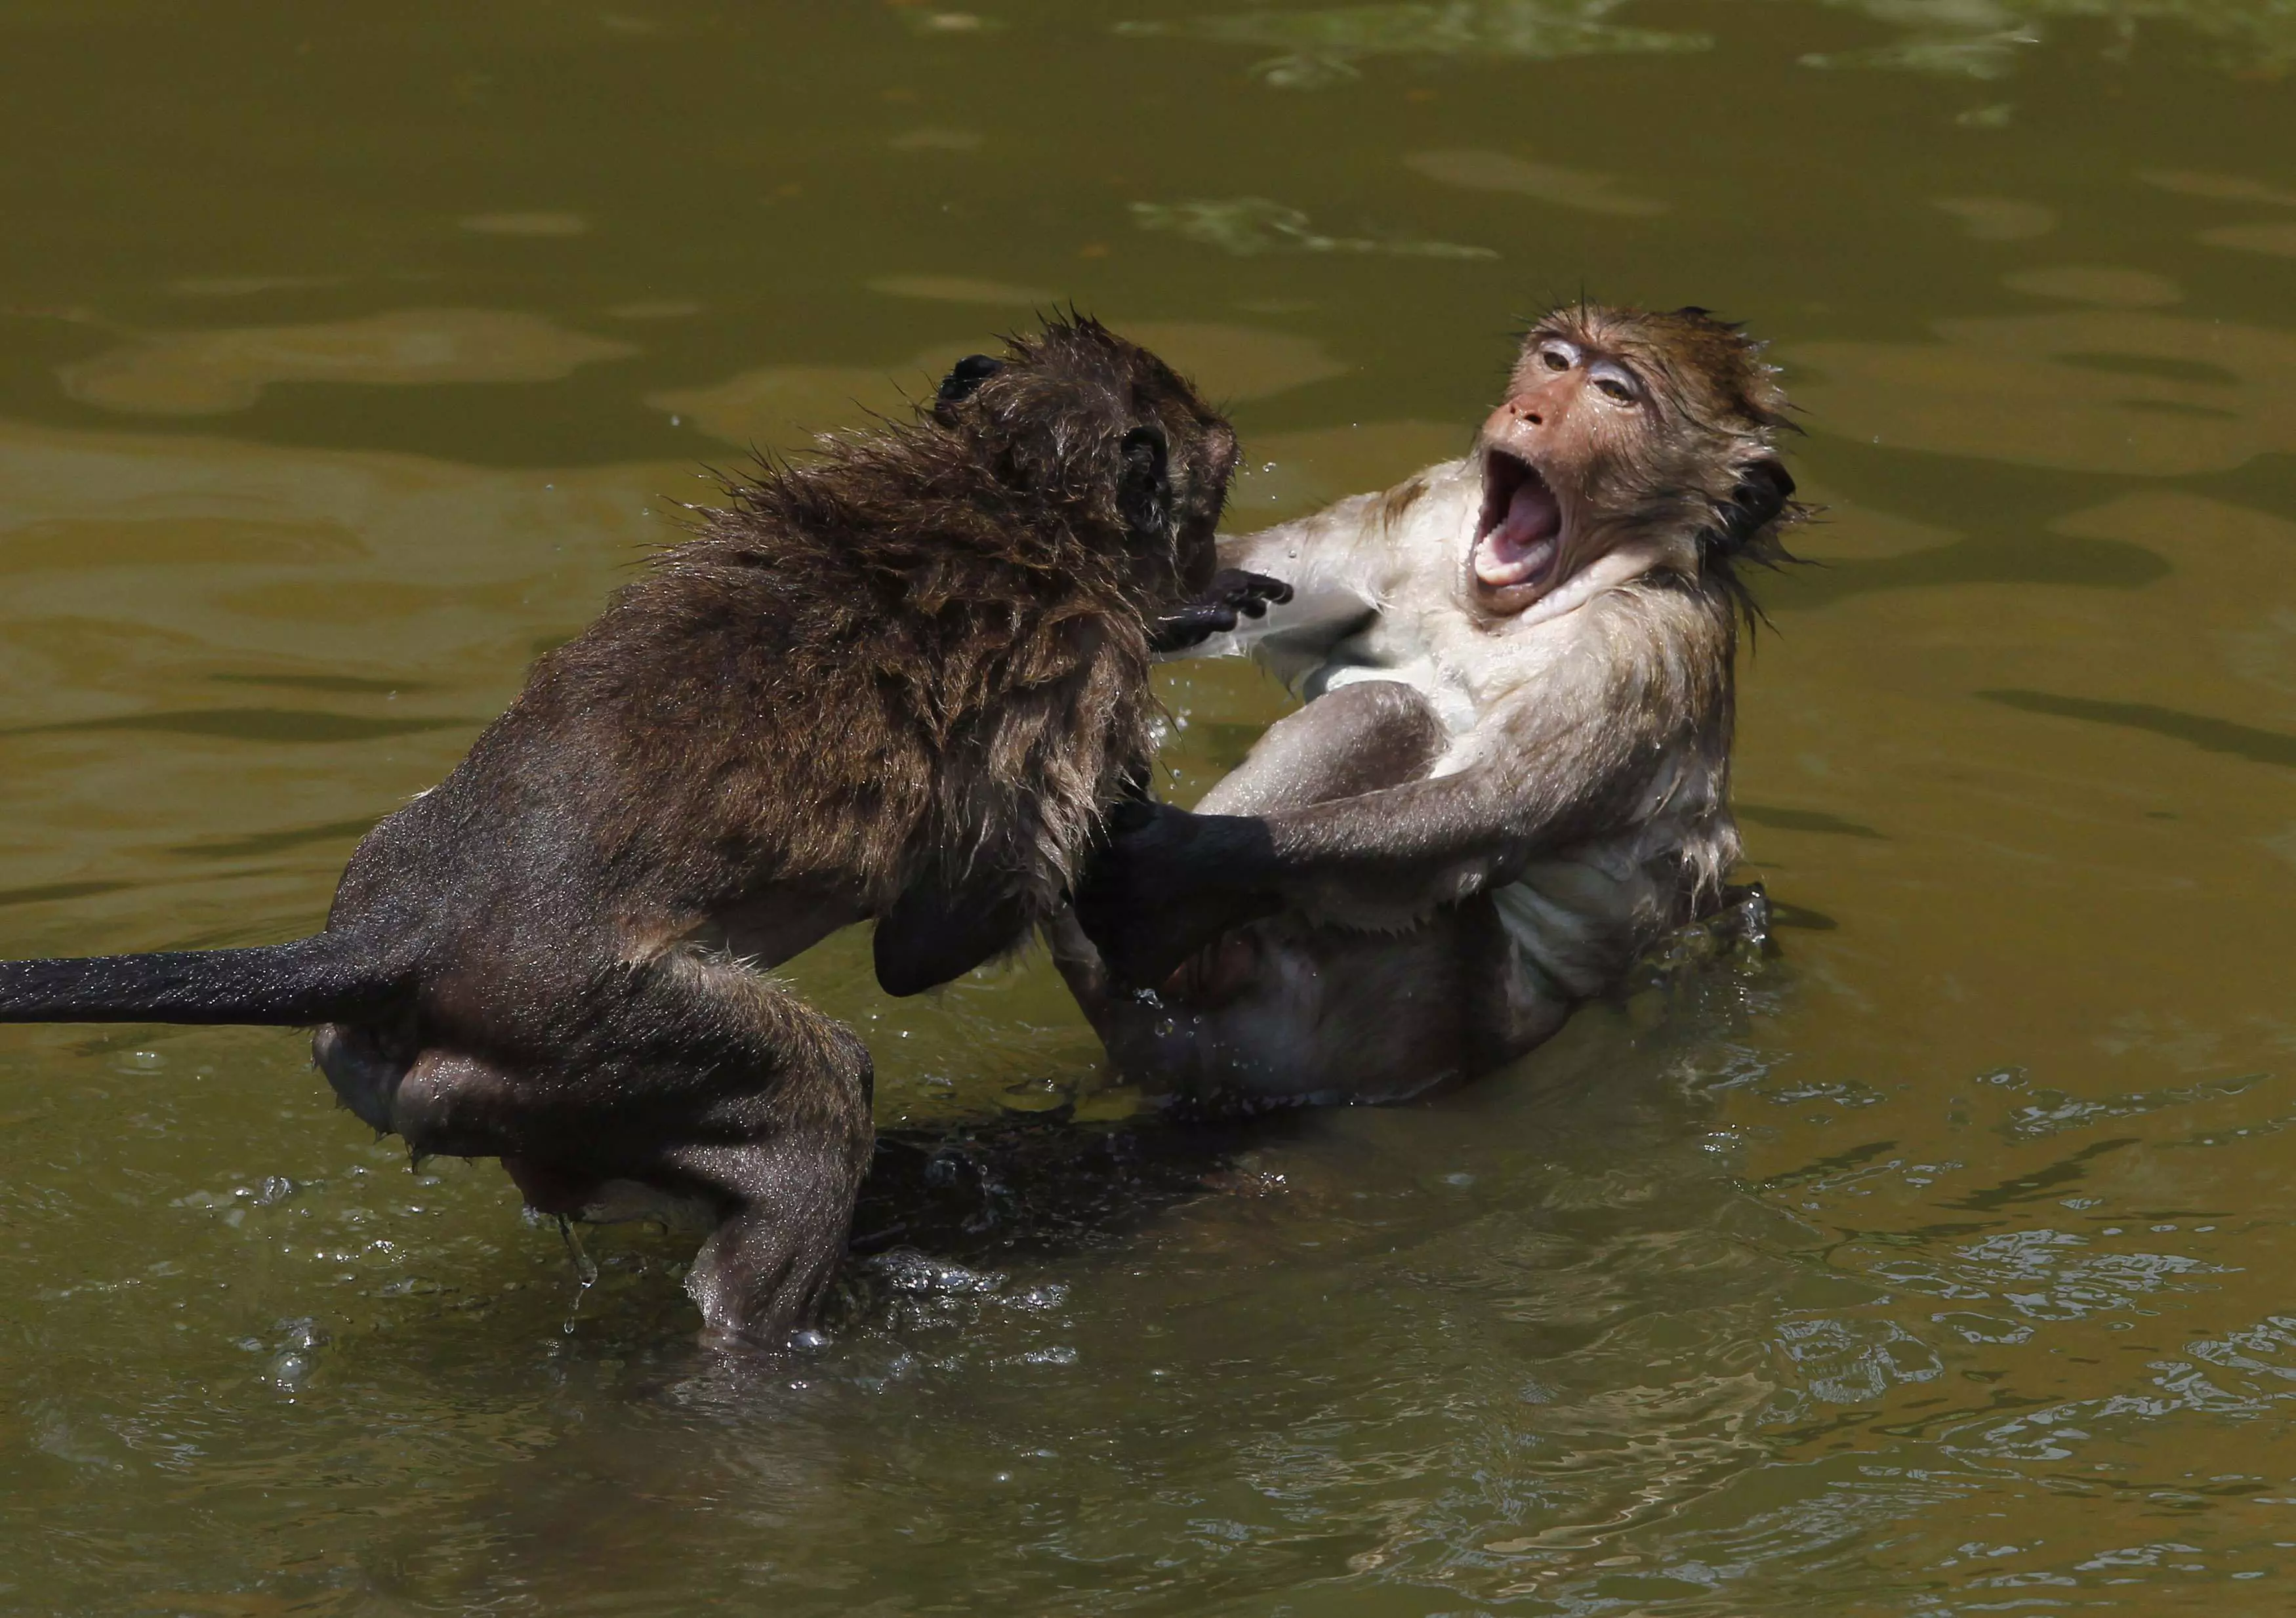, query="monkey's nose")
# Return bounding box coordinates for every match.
[1482,400,1542,443]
